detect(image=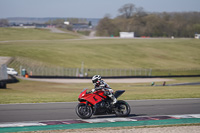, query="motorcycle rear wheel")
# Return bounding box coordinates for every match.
[115,100,131,117]
[76,103,93,119]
